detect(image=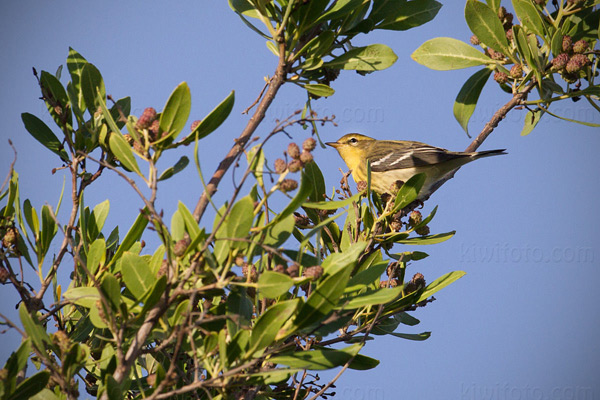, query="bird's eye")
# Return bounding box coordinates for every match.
[348,137,358,145]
